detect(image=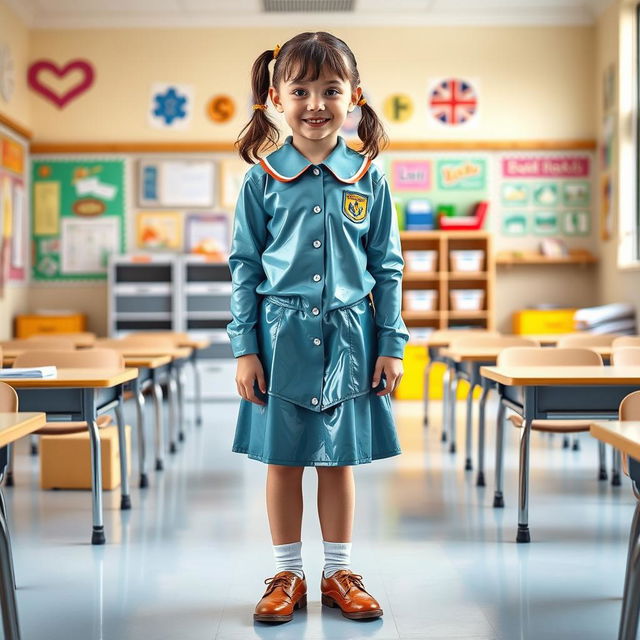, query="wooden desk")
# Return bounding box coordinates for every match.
[590,420,640,640]
[0,412,46,640]
[0,369,138,545]
[480,365,640,543]
[95,341,194,450]
[30,332,96,348]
